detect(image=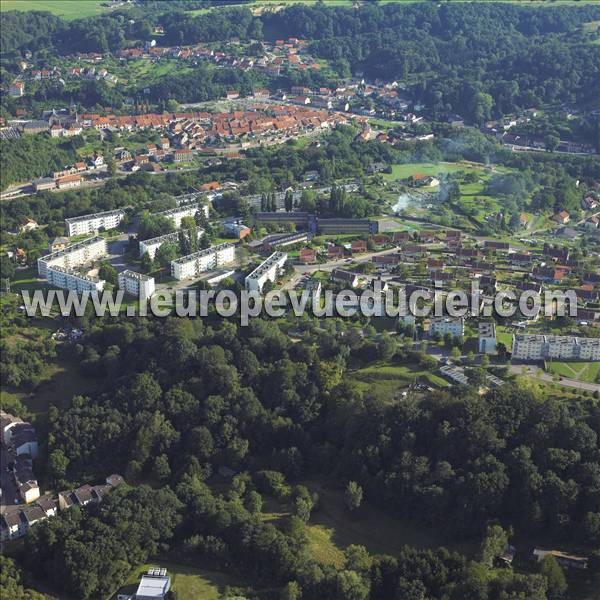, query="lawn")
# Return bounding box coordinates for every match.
[0,0,108,18]
[118,561,247,600]
[305,482,477,560]
[383,161,487,182]
[546,361,600,384]
[348,362,450,398]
